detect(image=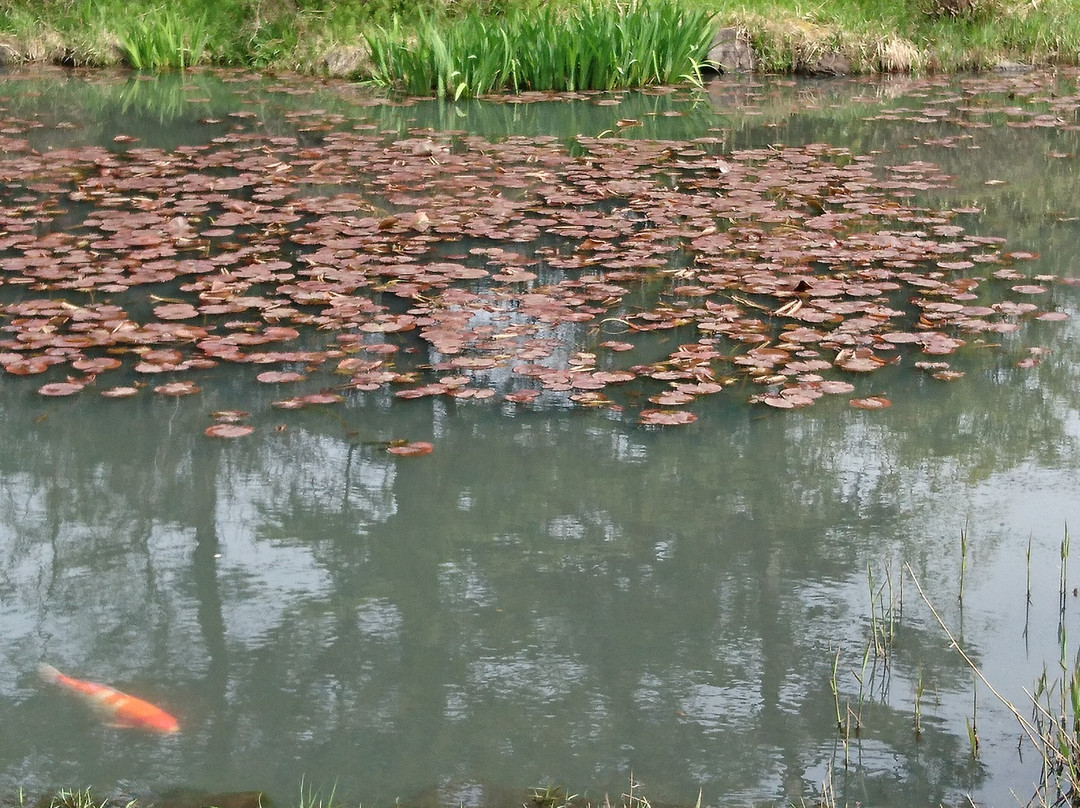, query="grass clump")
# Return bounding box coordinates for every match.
[364,0,717,98]
[119,6,210,69]
[45,790,114,808]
